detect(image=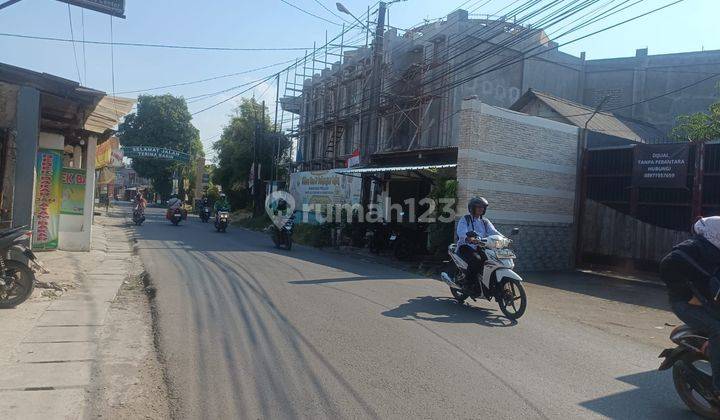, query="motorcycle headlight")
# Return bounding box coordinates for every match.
[485,235,510,249]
